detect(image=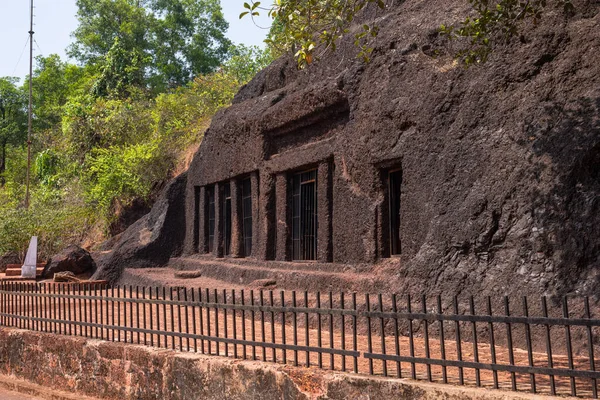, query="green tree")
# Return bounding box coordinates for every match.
[147,0,231,89]
[61,91,154,159]
[223,44,273,84]
[70,0,232,93]
[242,0,385,67]
[0,78,27,186]
[31,55,87,130]
[91,37,149,98]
